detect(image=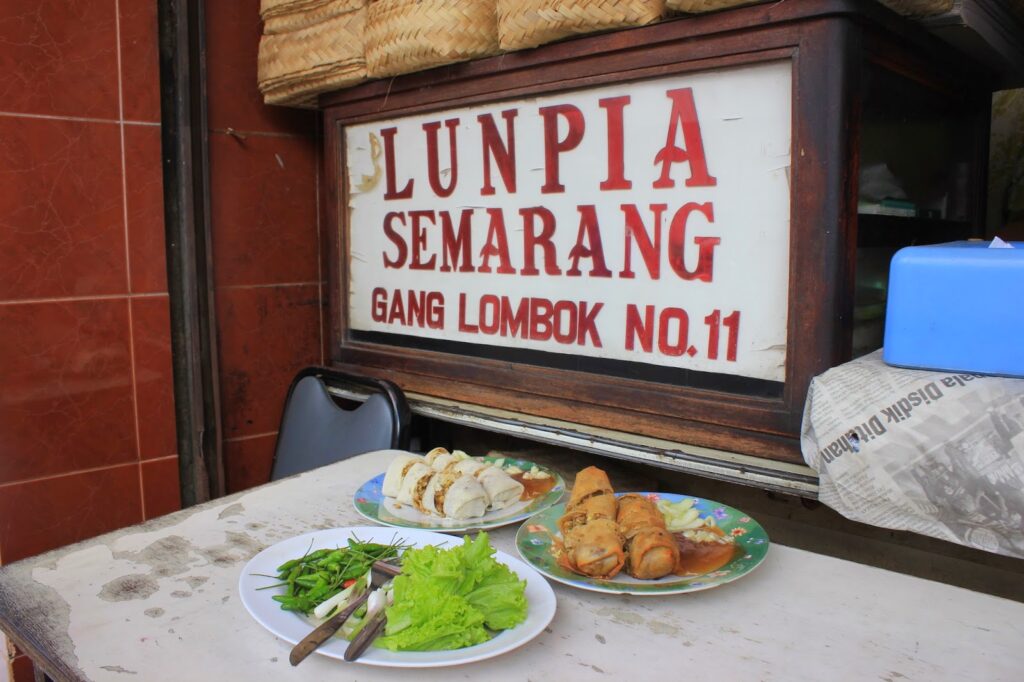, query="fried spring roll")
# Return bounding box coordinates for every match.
[566,466,614,511]
[558,467,625,579]
[617,494,680,579]
[562,518,625,579]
